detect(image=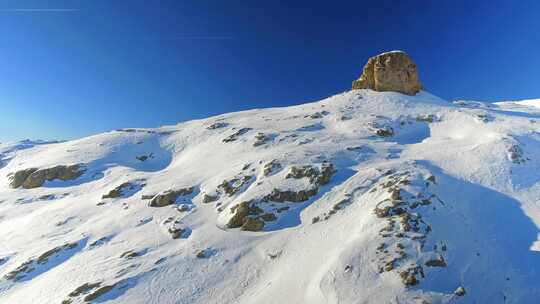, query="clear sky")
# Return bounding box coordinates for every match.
[2,0,540,142]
